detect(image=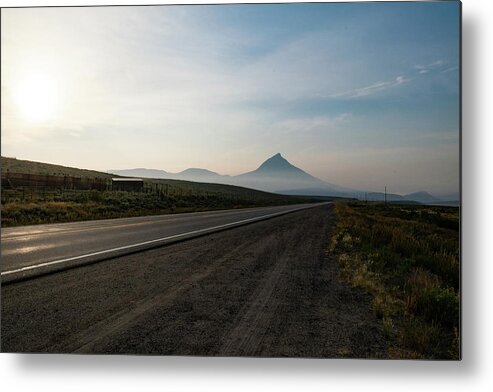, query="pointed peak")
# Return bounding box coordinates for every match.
[270,152,286,160]
[255,153,302,173]
[264,153,286,163]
